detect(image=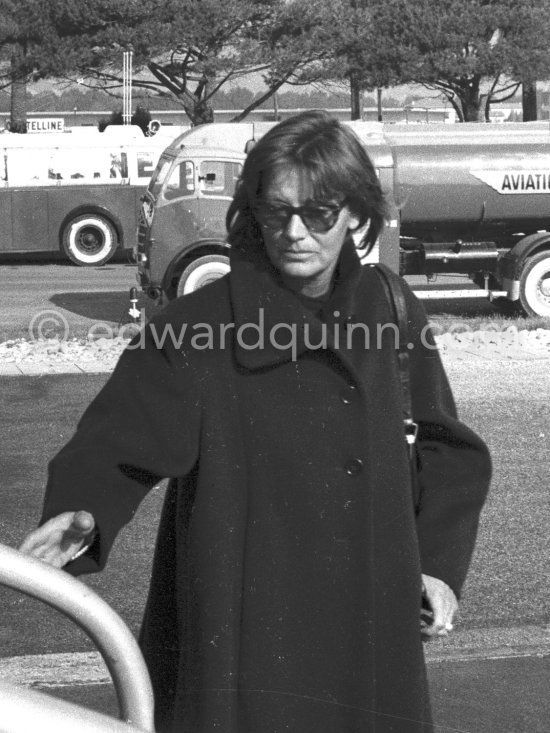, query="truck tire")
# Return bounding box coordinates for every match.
[519,251,550,317]
[62,214,118,266]
[176,254,230,297]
